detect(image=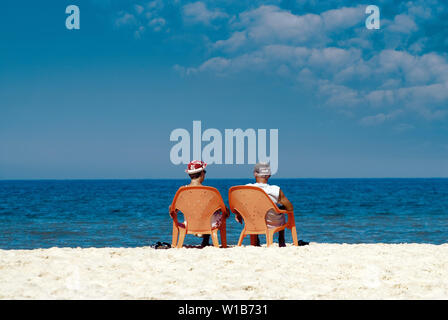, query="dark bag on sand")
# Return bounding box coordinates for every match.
[152,241,171,249]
